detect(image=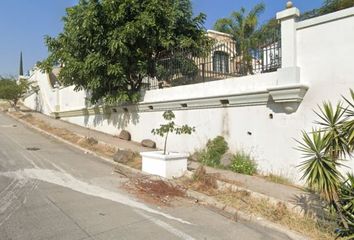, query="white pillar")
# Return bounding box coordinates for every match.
[276,4,300,85]
[54,82,60,112]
